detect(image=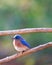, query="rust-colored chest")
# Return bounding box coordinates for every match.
[14,40,26,48]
